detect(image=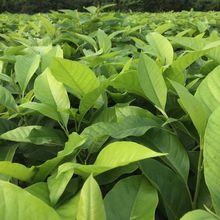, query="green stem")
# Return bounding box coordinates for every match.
[59,122,69,137]
[193,143,203,209]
